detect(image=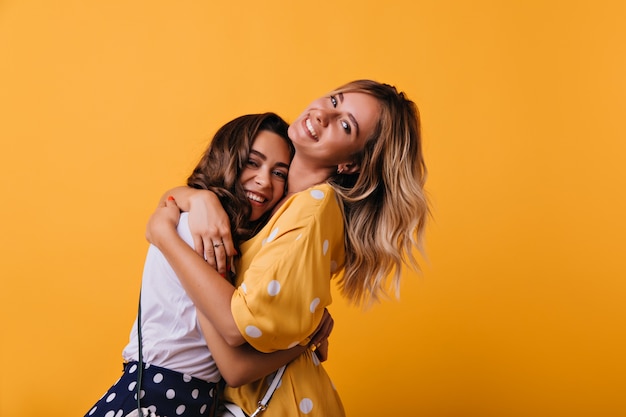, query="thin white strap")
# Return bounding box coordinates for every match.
[260,365,286,406]
[224,403,249,417]
[249,365,286,417]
